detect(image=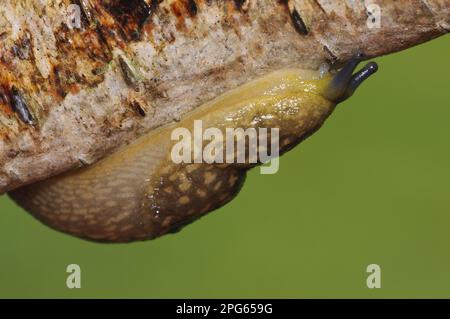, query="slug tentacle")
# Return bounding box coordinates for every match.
[9,62,378,243]
[345,62,379,100]
[324,53,378,103]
